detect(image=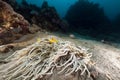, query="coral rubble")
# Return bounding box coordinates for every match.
[0,0,30,45]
